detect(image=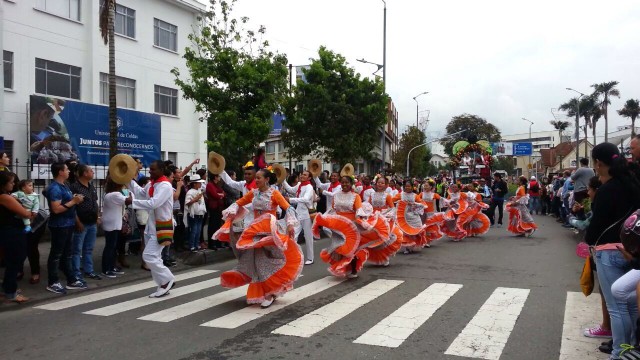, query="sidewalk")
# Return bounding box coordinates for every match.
[0,234,236,311]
